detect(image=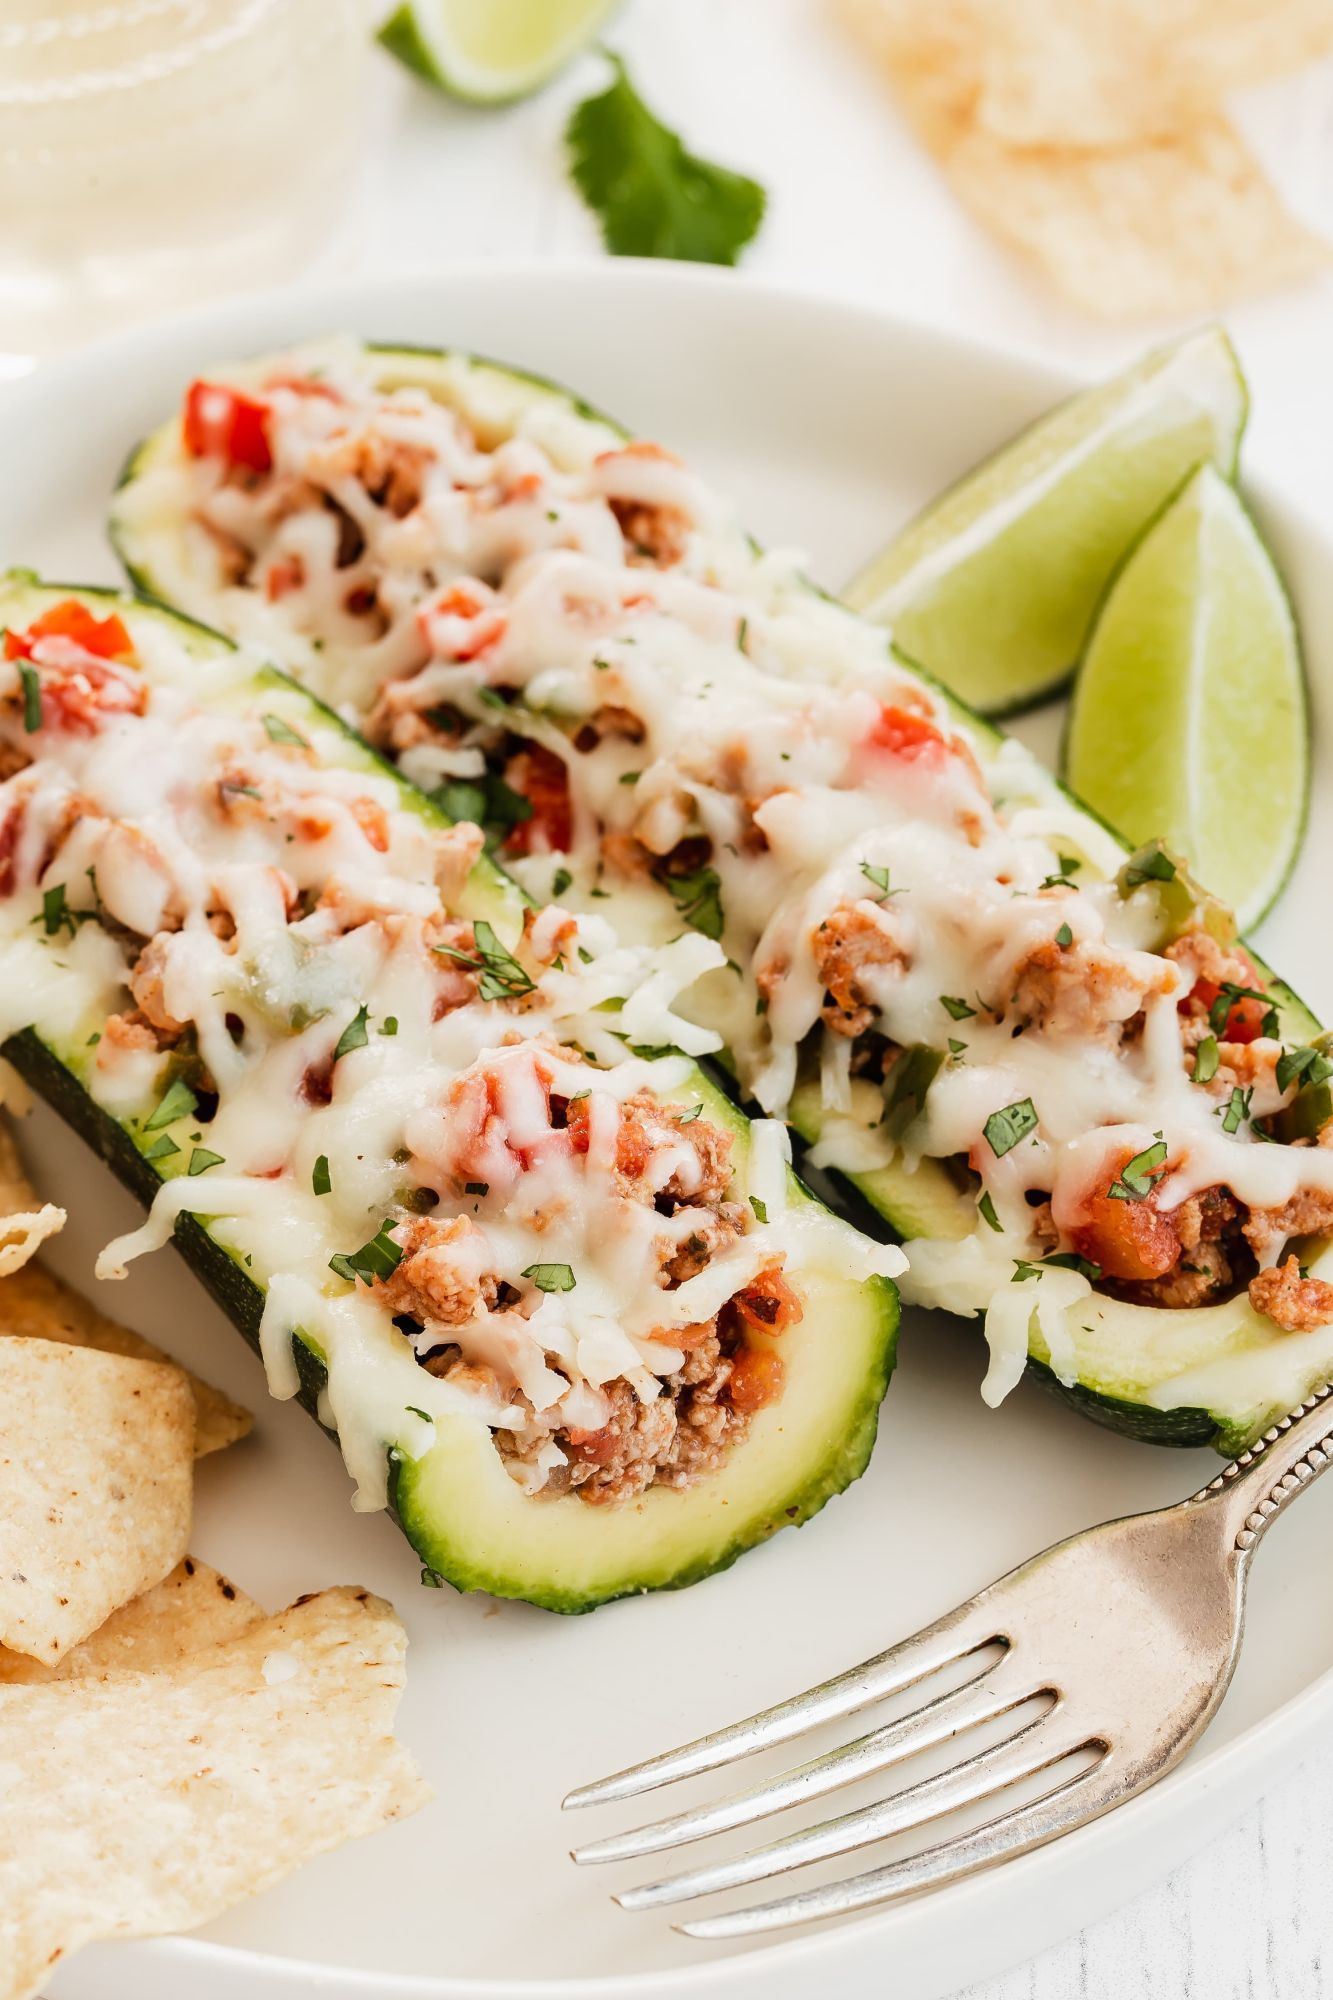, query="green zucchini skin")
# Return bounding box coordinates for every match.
[0,576,899,1611]
[107,353,1329,1456]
